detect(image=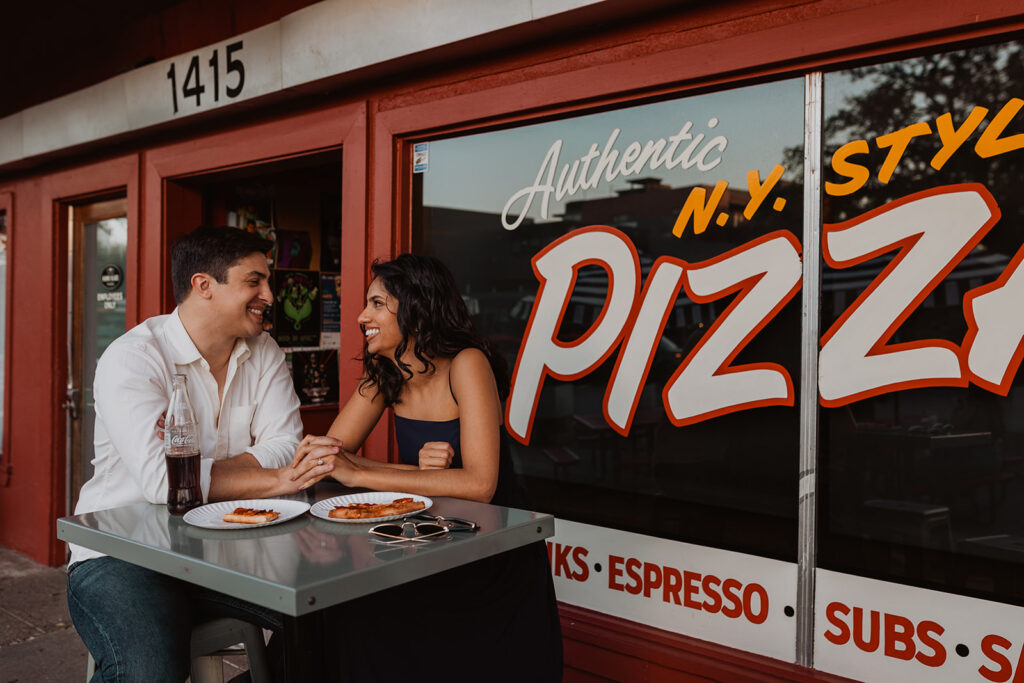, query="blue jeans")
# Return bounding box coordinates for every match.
[67,556,284,683]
